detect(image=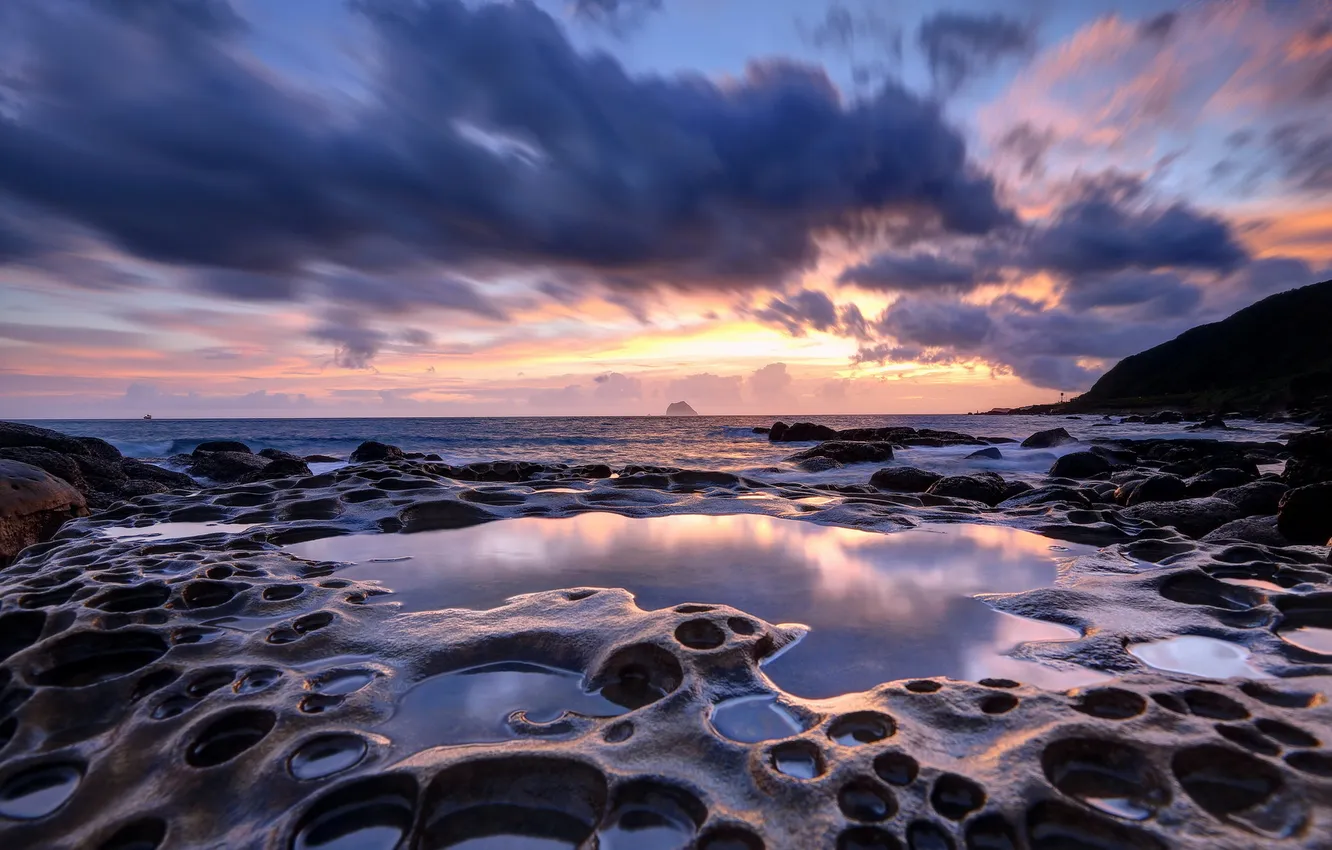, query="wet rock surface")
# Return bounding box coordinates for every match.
[2,424,1332,848]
